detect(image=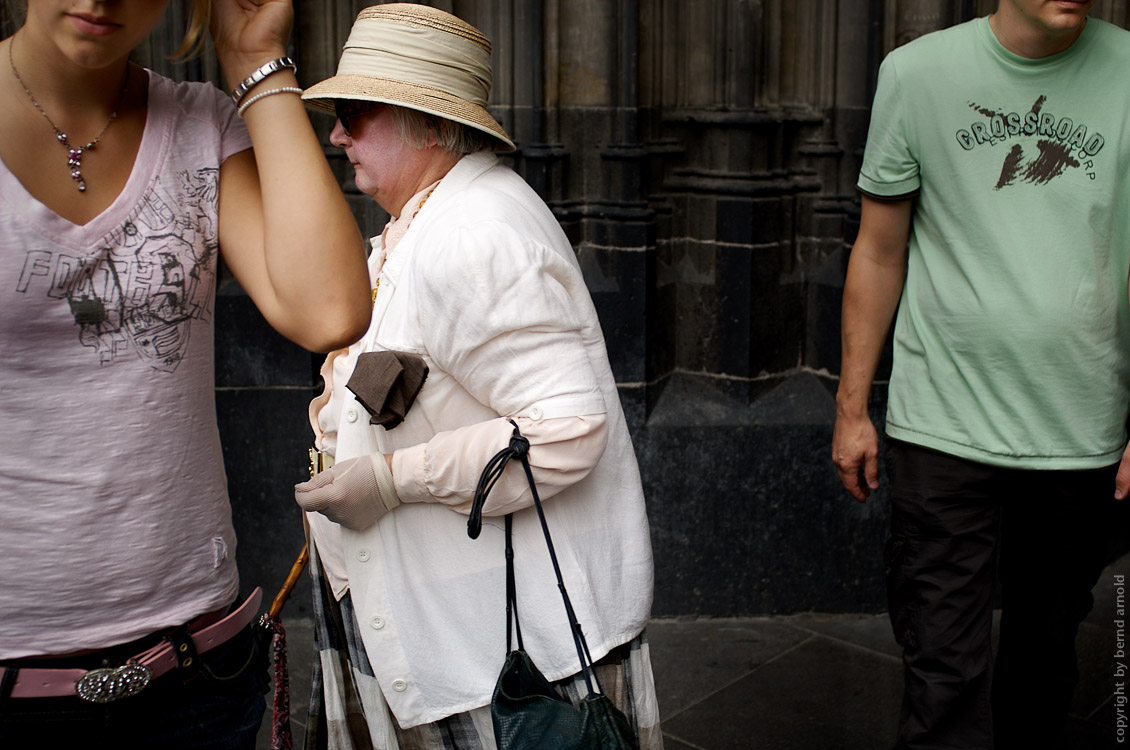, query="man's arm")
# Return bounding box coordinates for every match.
[1119,278,1130,500]
[1115,445,1130,500]
[832,195,913,502]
